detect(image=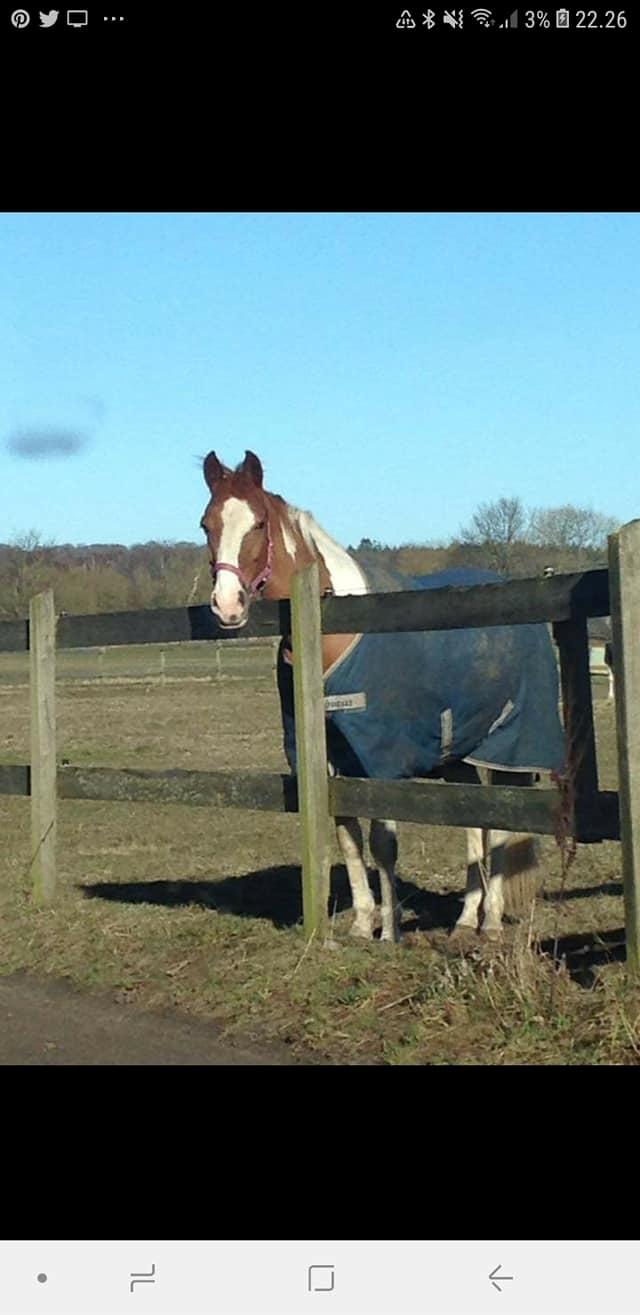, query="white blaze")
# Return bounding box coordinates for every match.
[214,497,256,608]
